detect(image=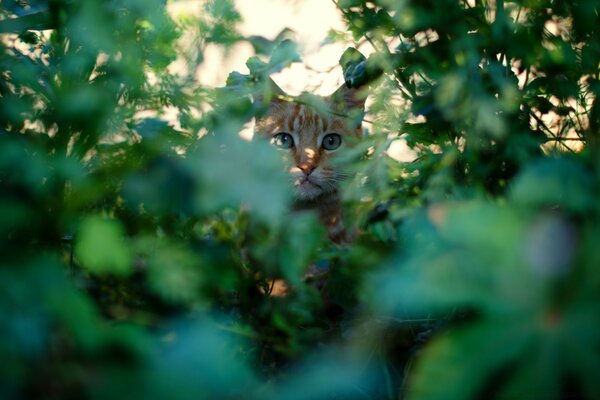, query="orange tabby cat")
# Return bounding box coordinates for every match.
[254,79,365,243]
